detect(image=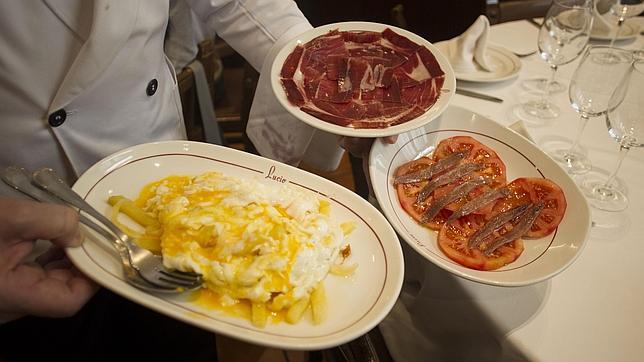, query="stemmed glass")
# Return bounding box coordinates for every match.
[513,0,593,123]
[545,46,633,174]
[605,0,644,48]
[579,59,644,211]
